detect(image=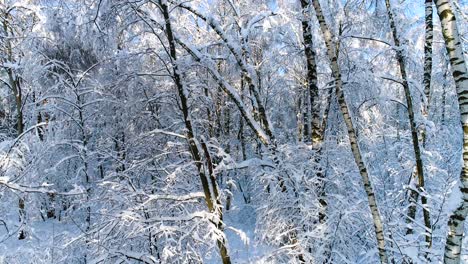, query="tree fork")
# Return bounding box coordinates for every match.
[158,2,231,263]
